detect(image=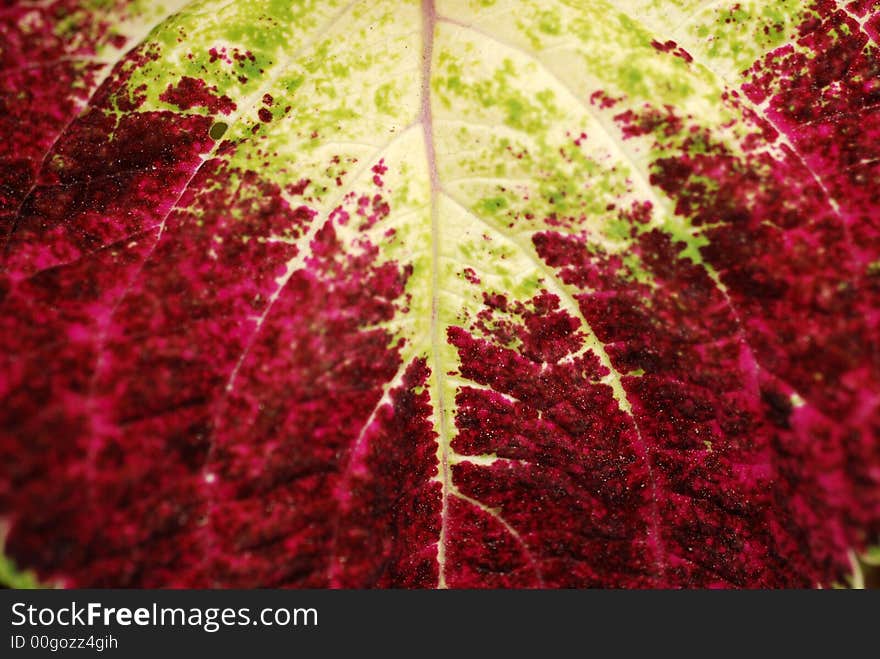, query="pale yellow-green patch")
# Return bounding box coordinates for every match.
[96,0,821,469]
[135,1,781,426]
[683,0,808,77]
[225,3,421,177]
[108,0,801,367]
